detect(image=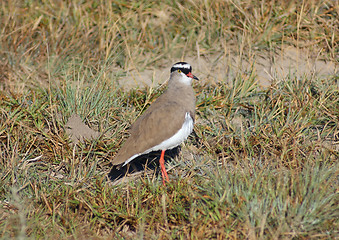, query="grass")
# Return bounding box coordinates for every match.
[1,0,338,239]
